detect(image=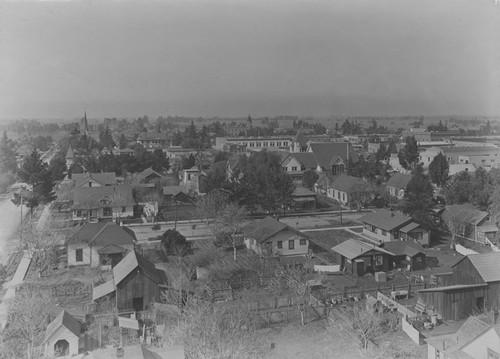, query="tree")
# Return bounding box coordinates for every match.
[159,229,190,257]
[181,153,196,170]
[151,148,170,172]
[118,133,128,149]
[302,170,319,190]
[99,125,116,149]
[328,305,398,353]
[17,149,56,213]
[398,136,420,171]
[48,152,67,181]
[442,206,470,250]
[443,171,474,205]
[428,152,449,187]
[2,287,54,359]
[399,164,433,218]
[22,221,62,277]
[0,131,18,174]
[212,203,248,261]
